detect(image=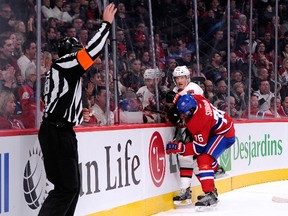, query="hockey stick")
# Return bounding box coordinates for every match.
[272,196,288,203]
[143,107,167,115]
